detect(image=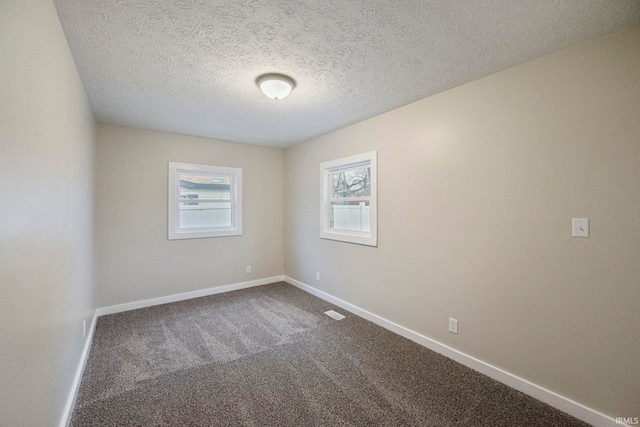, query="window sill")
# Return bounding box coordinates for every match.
[168,228,242,240]
[320,229,377,247]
